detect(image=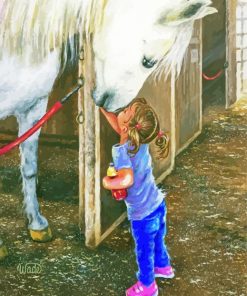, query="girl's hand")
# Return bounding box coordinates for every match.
[100,108,121,135]
[103,168,134,190]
